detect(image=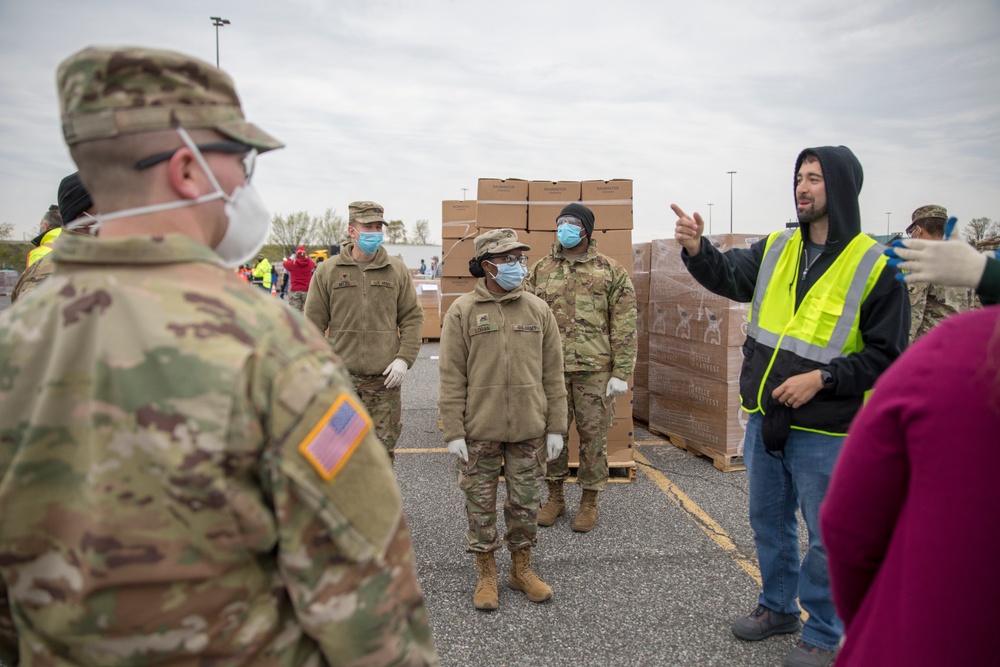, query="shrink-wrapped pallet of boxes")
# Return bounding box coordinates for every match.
[646,234,762,471]
[632,242,651,422]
